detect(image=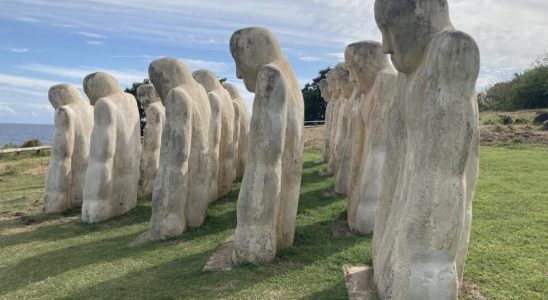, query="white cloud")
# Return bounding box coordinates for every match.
[18,64,146,86]
[86,40,104,46]
[0,74,58,89]
[300,56,322,62]
[0,103,17,115]
[78,31,107,39]
[16,16,39,23]
[10,48,29,53]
